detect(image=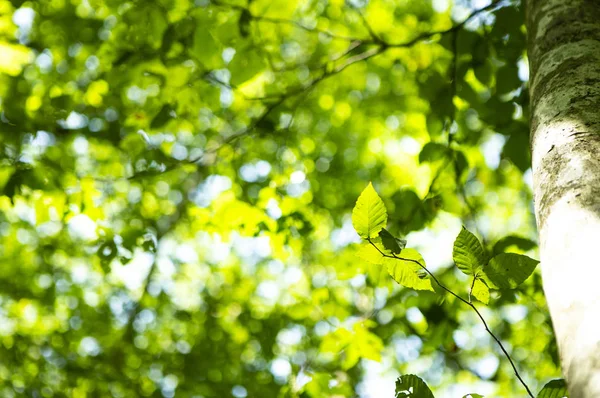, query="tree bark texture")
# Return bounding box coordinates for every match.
[527,0,600,396]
